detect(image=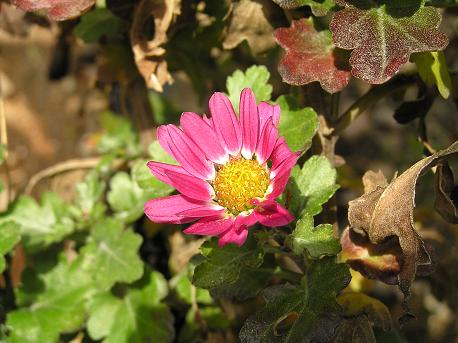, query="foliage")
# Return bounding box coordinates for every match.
[2,0,458,341]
